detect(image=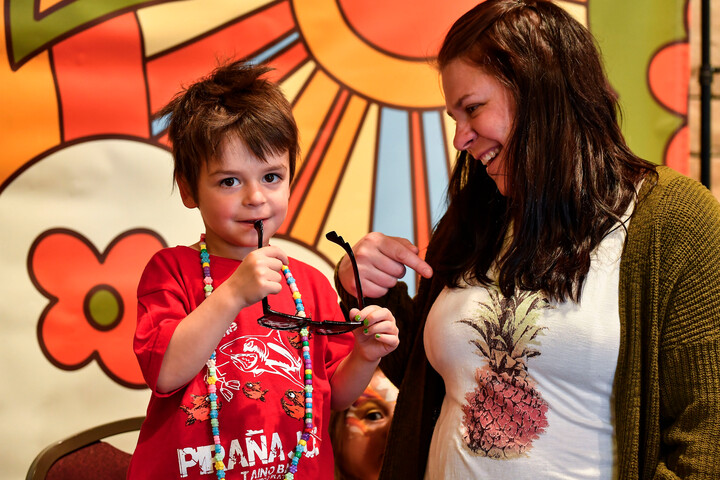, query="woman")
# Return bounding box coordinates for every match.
[334,1,720,478]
